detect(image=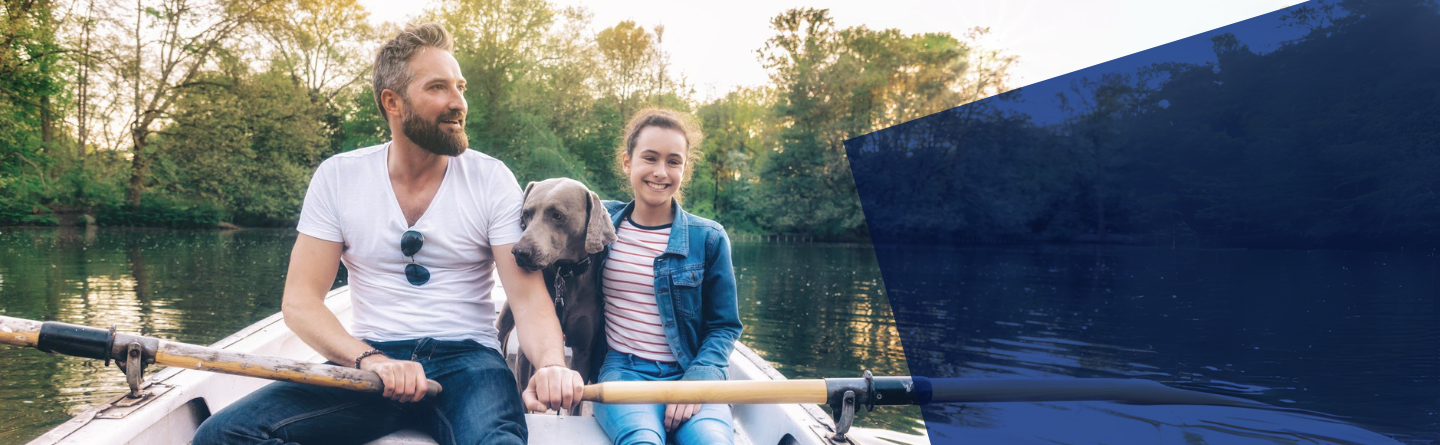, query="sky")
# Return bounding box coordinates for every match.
[359,0,1304,99]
